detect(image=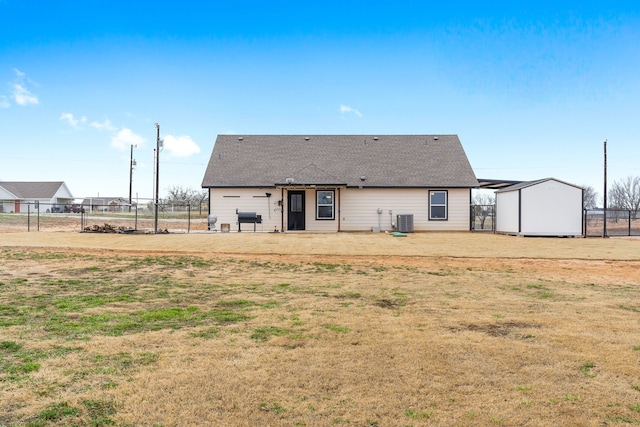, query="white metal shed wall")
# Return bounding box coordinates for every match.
[520,180,582,236]
[495,190,520,234]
